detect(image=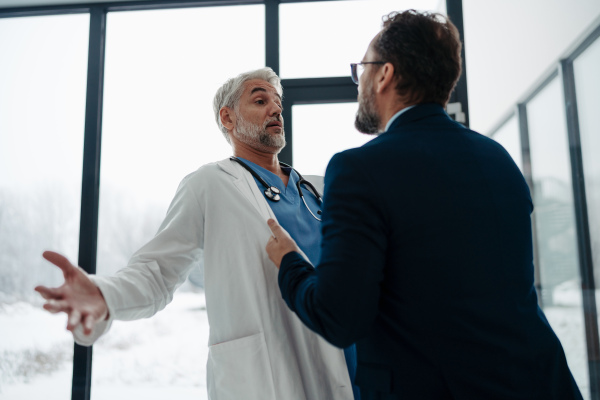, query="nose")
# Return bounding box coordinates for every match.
[268,101,282,117]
